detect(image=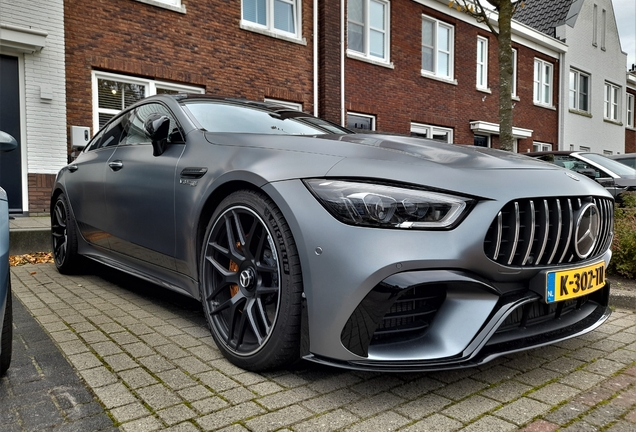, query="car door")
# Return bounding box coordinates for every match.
[103,102,185,270]
[64,116,126,248]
